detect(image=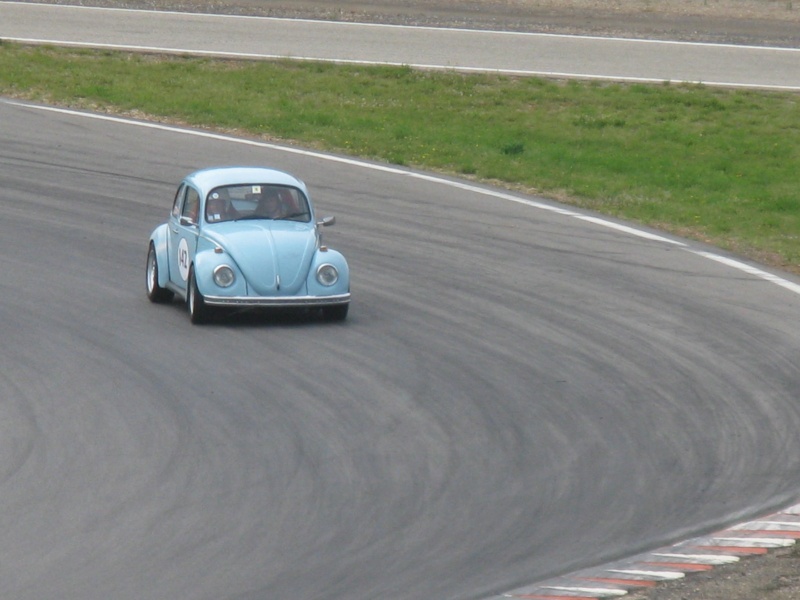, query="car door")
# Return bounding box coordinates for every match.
[167,184,201,292]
